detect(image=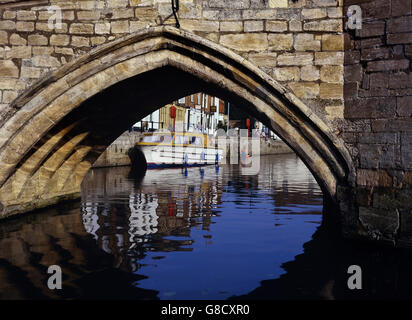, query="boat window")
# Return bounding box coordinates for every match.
[188,136,203,146]
[142,135,172,143]
[174,135,187,145]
